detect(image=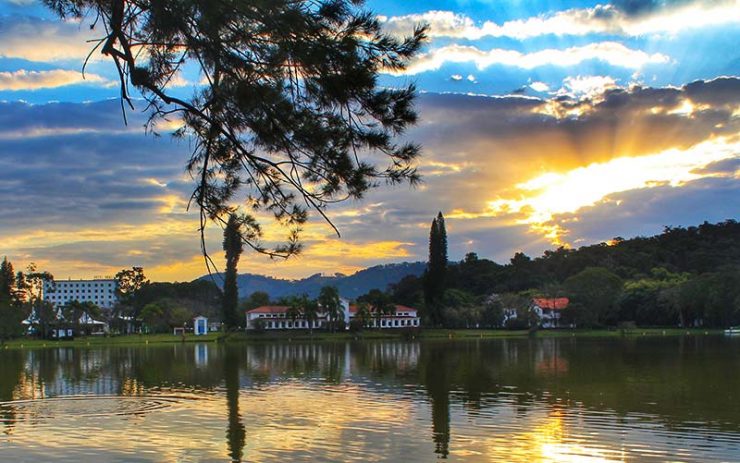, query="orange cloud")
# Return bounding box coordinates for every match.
[0,69,110,91]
